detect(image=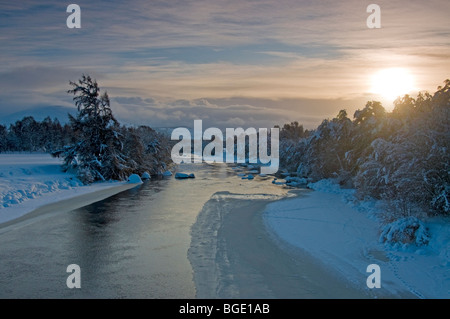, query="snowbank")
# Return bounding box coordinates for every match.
[264,179,450,298]
[141,172,151,180]
[0,154,82,208]
[127,174,143,184]
[0,153,130,224]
